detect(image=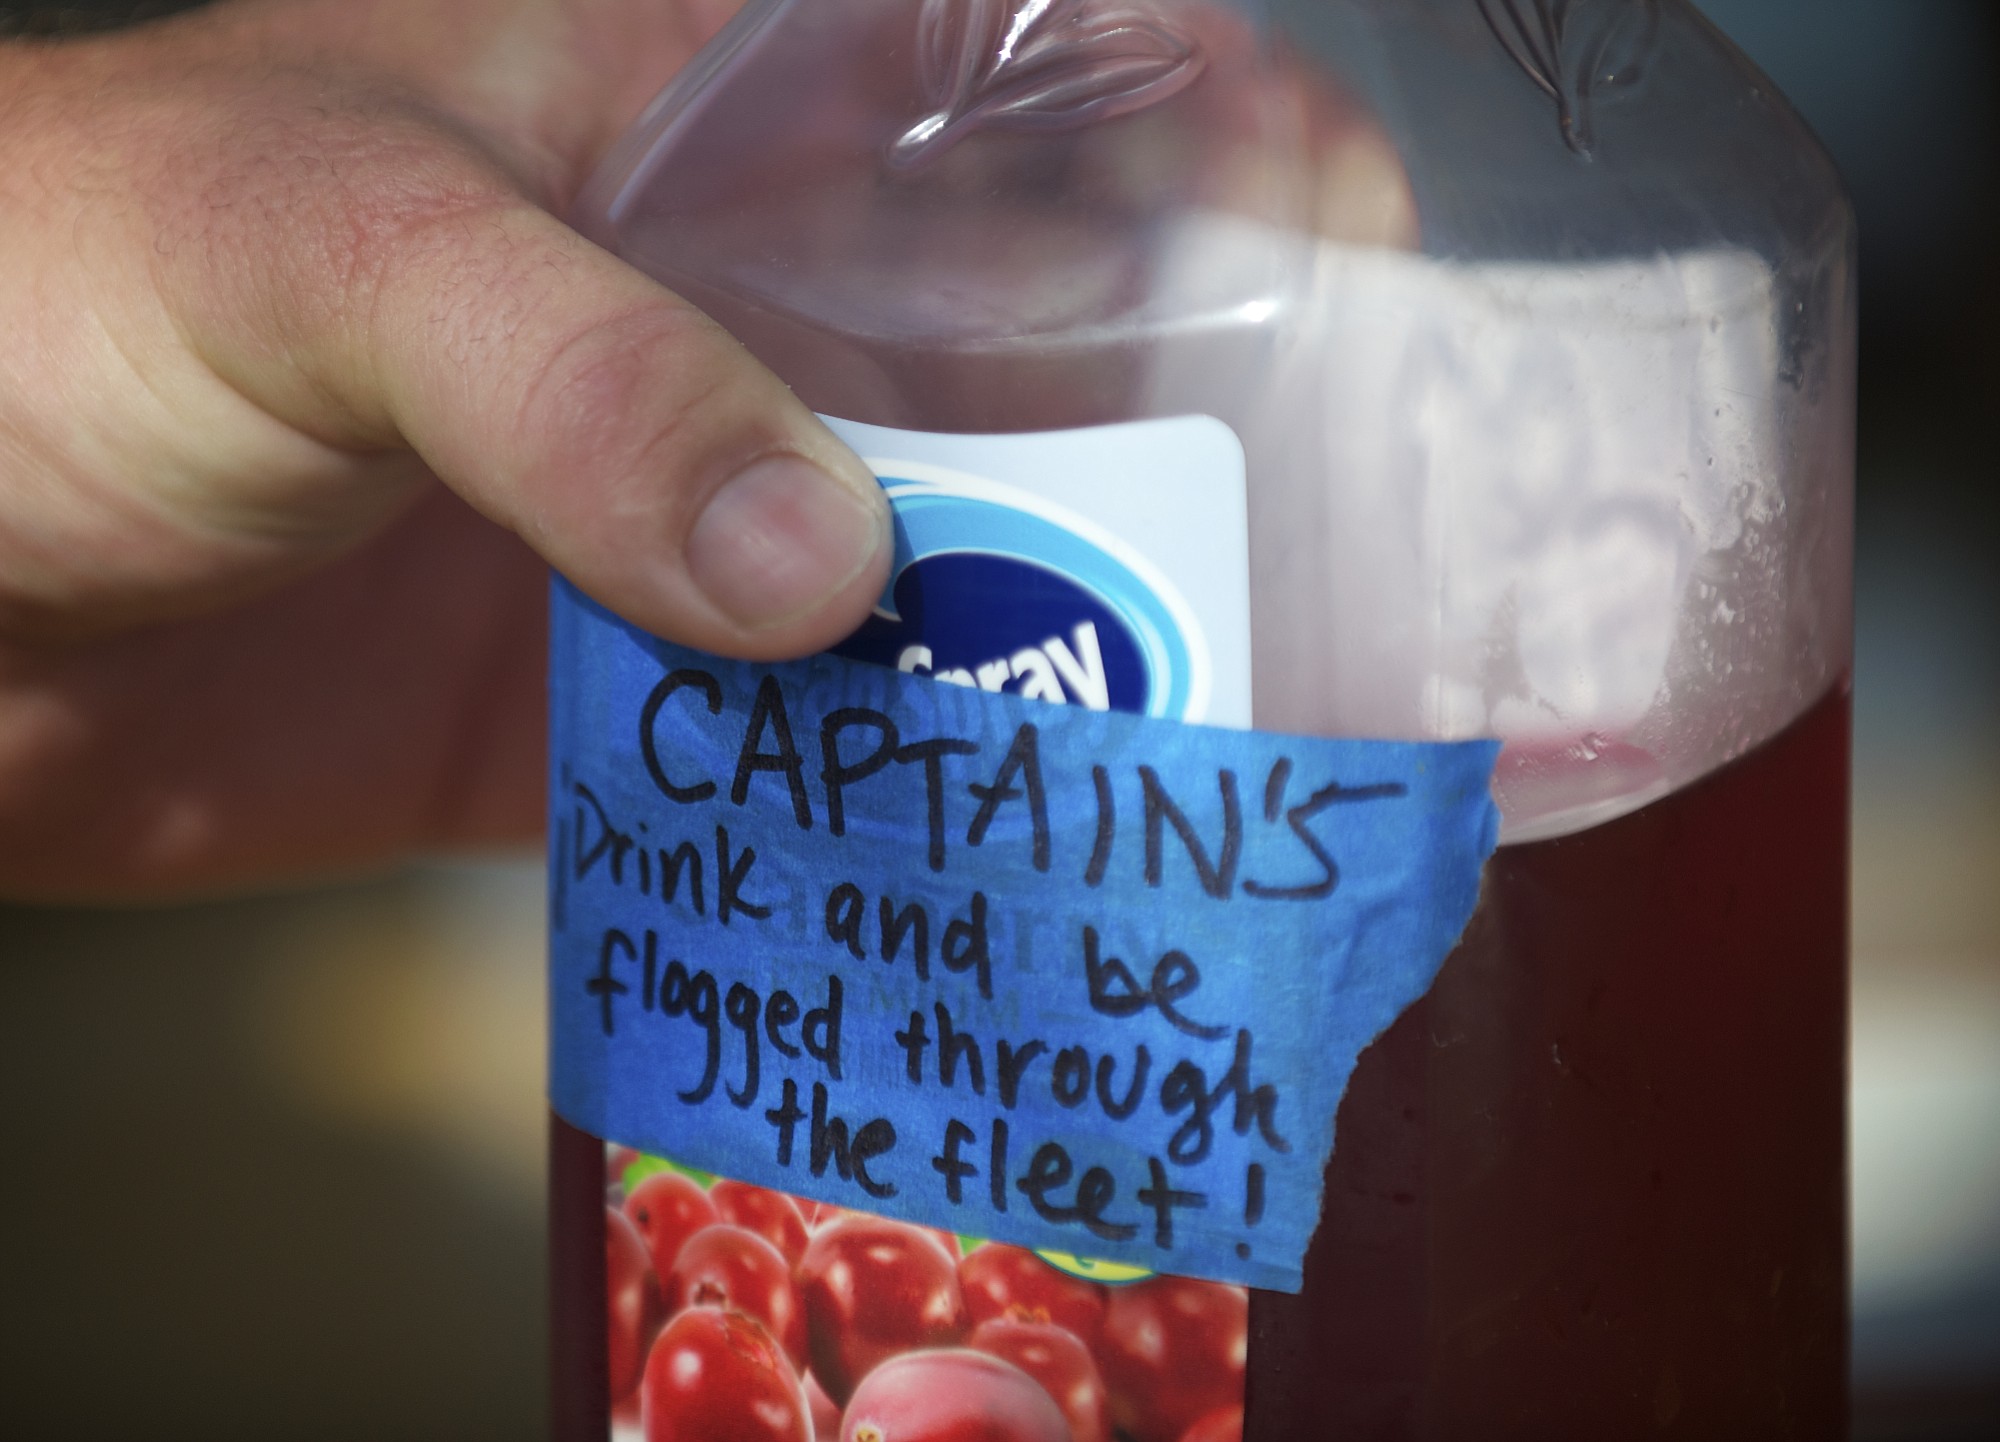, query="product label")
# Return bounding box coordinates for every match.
[559,416,1498,1437]
[819,414,1253,727]
[553,418,1496,1296]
